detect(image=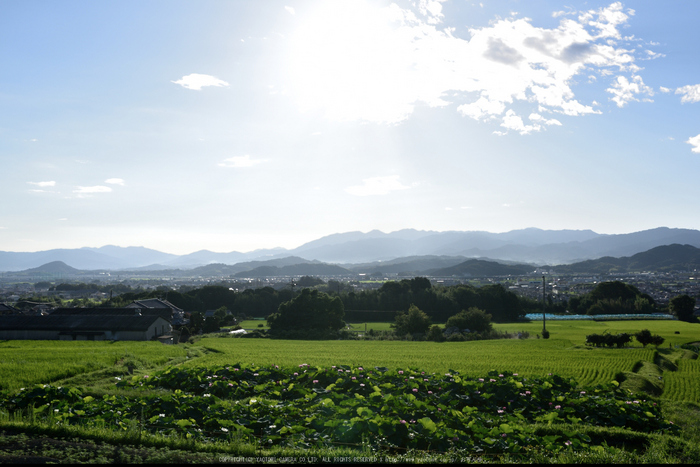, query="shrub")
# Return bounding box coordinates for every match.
[635,329,653,347]
[585,332,632,348]
[427,325,445,342]
[392,304,432,337]
[445,307,493,333]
